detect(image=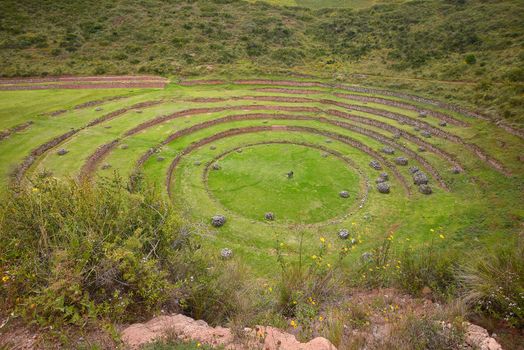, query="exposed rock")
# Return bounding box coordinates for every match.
[325,139,332,143]
[157,157,165,162]
[95,107,103,112]
[322,152,329,158]
[394,157,408,166]
[361,252,373,262]
[212,163,221,170]
[421,130,431,138]
[451,166,461,174]
[375,177,387,184]
[101,163,111,170]
[369,160,382,170]
[413,171,429,185]
[376,182,390,194]
[419,111,428,118]
[211,215,226,227]
[338,229,350,240]
[419,184,432,195]
[414,127,420,132]
[121,144,129,149]
[381,146,395,155]
[409,166,420,174]
[418,146,426,152]
[57,148,68,156]
[210,146,216,150]
[379,172,389,181]
[339,191,350,198]
[439,121,447,127]
[464,323,502,350]
[393,133,401,139]
[135,110,143,114]
[265,212,275,221]
[194,161,201,166]
[220,248,233,259]
[121,314,336,350]
[104,126,112,129]
[237,149,243,153]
